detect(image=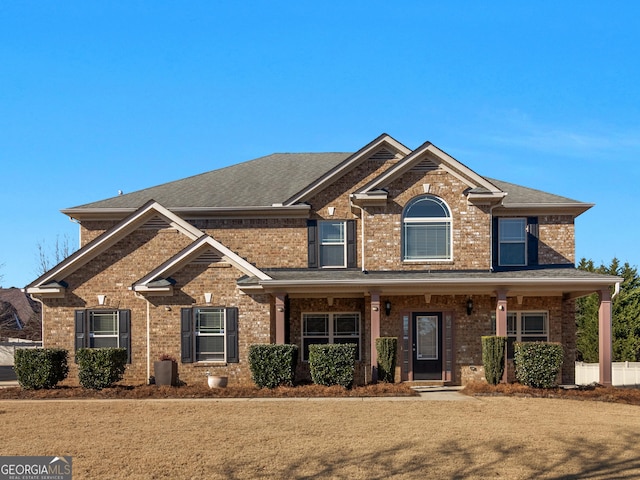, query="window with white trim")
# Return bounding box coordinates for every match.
[302,312,360,360]
[319,221,346,268]
[89,310,119,348]
[493,311,548,358]
[195,308,226,362]
[498,218,527,266]
[75,309,131,363]
[403,195,452,261]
